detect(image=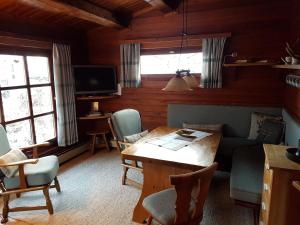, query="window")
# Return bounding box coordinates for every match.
[0,54,56,148]
[141,52,203,75]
